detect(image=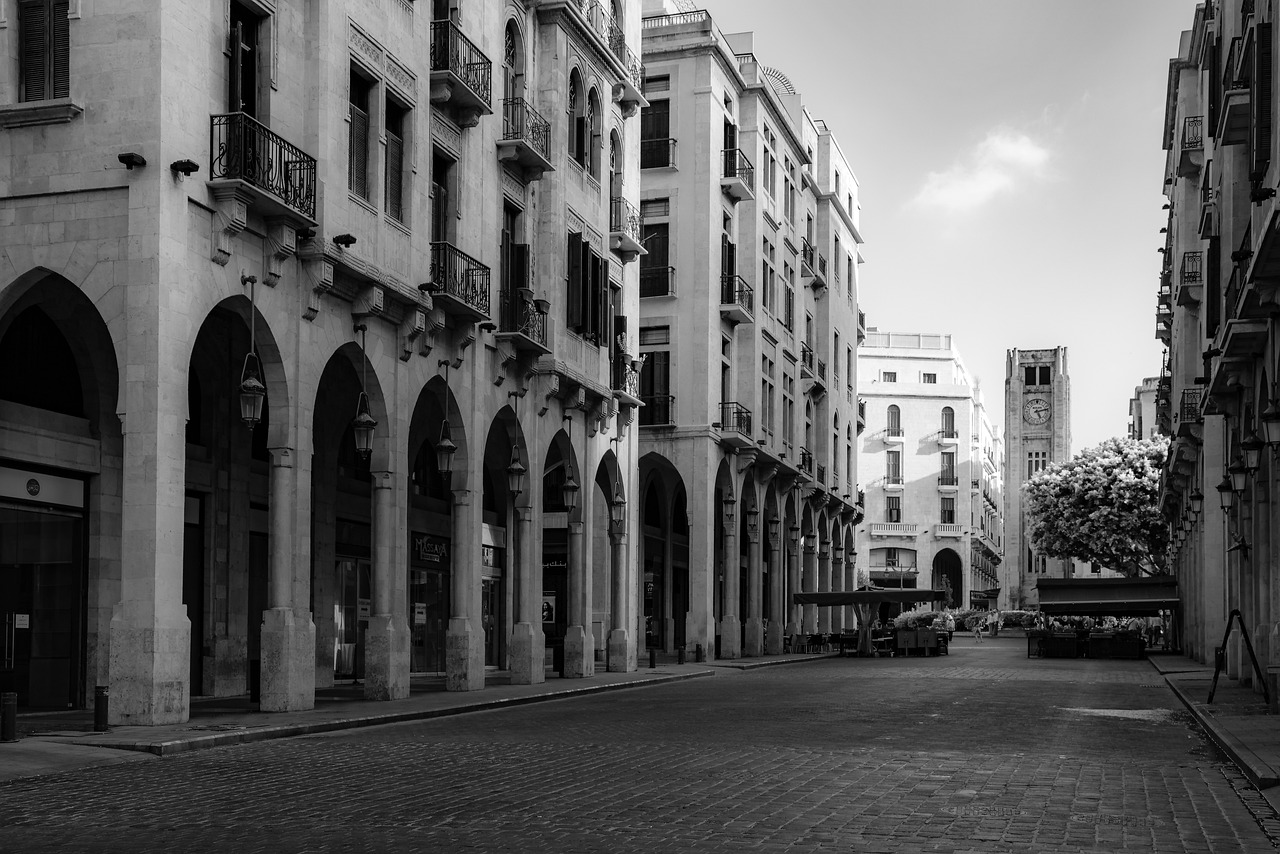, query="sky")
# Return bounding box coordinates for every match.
[698,0,1199,452]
